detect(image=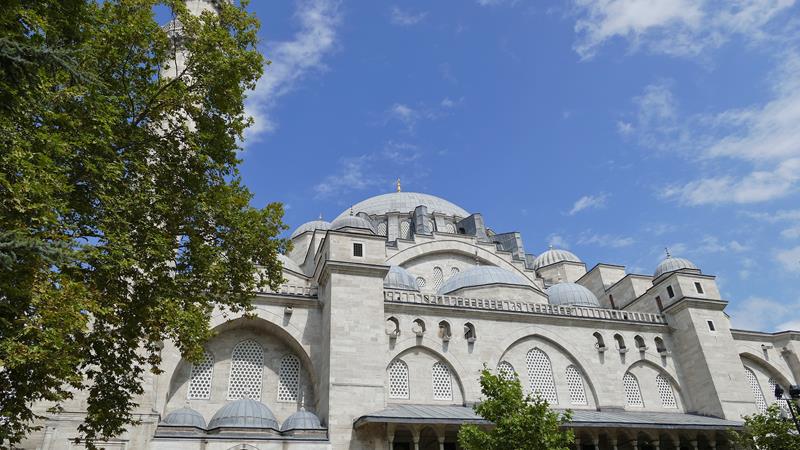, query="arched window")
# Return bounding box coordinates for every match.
[450,266,460,277]
[277,355,301,403]
[444,223,456,234]
[376,221,387,236]
[654,336,667,354]
[438,321,452,342]
[425,218,435,234]
[464,322,476,342]
[526,349,558,404]
[227,340,263,400]
[432,361,453,401]
[634,335,646,351]
[388,360,410,399]
[593,332,606,351]
[656,374,677,408]
[386,317,400,338]
[412,318,426,337]
[400,220,412,239]
[565,365,588,405]
[187,351,214,400]
[497,361,515,381]
[415,277,426,289]
[745,367,767,412]
[432,266,444,291]
[614,334,626,351]
[623,372,644,407]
